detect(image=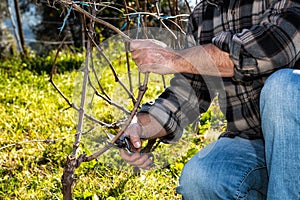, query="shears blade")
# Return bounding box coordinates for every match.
[105,132,136,153]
